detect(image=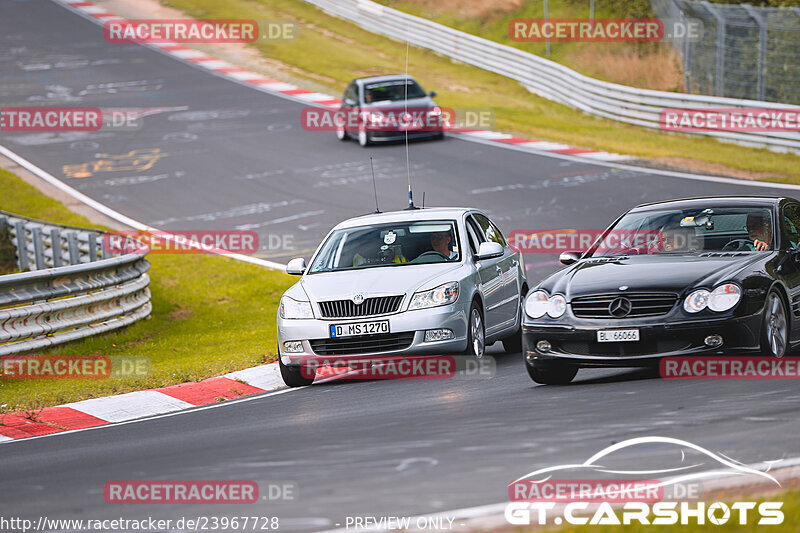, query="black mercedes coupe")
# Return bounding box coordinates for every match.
[522,196,800,384]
